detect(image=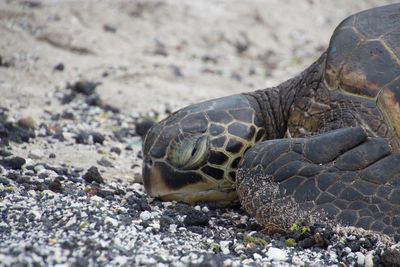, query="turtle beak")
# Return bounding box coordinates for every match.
[142,159,237,205]
[142,158,165,197]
